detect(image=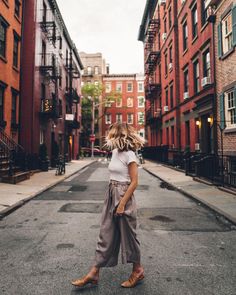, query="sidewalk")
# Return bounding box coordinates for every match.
[143,160,236,225]
[0,159,96,218]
